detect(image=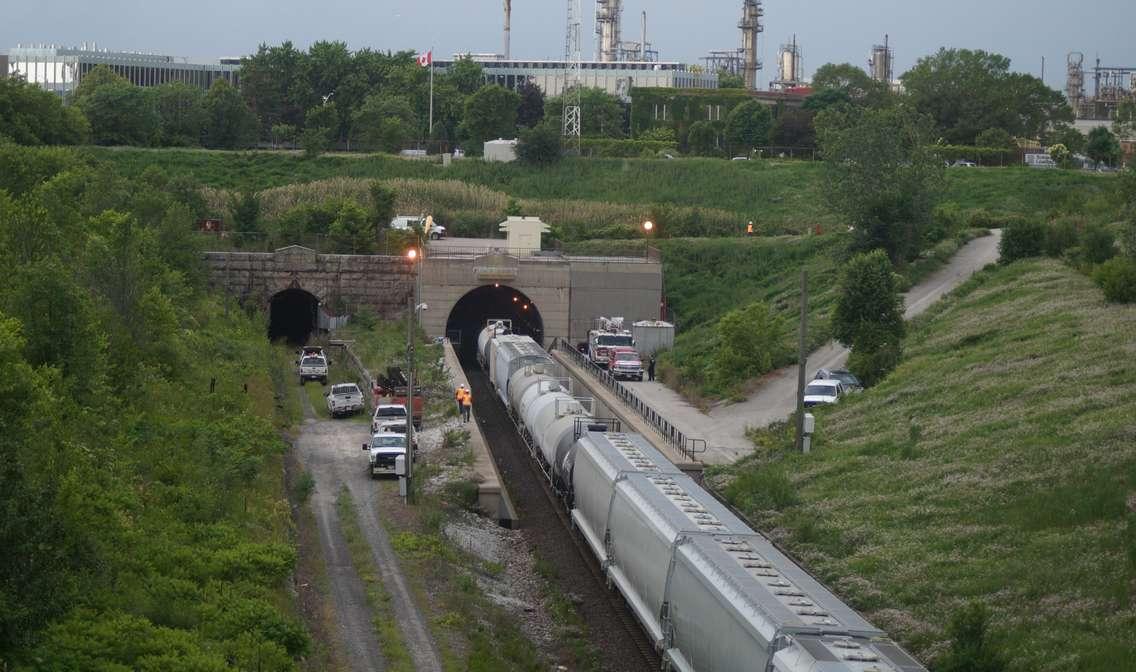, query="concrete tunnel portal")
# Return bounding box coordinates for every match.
[269,288,319,344]
[446,284,544,361]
